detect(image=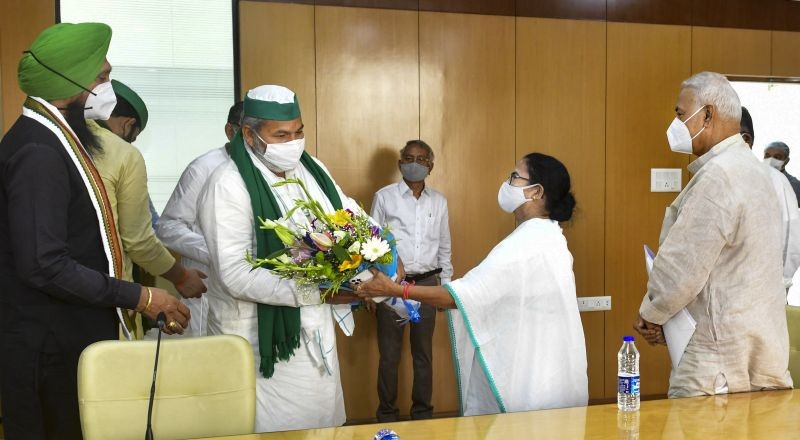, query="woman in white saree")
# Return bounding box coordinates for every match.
[357,153,588,416]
